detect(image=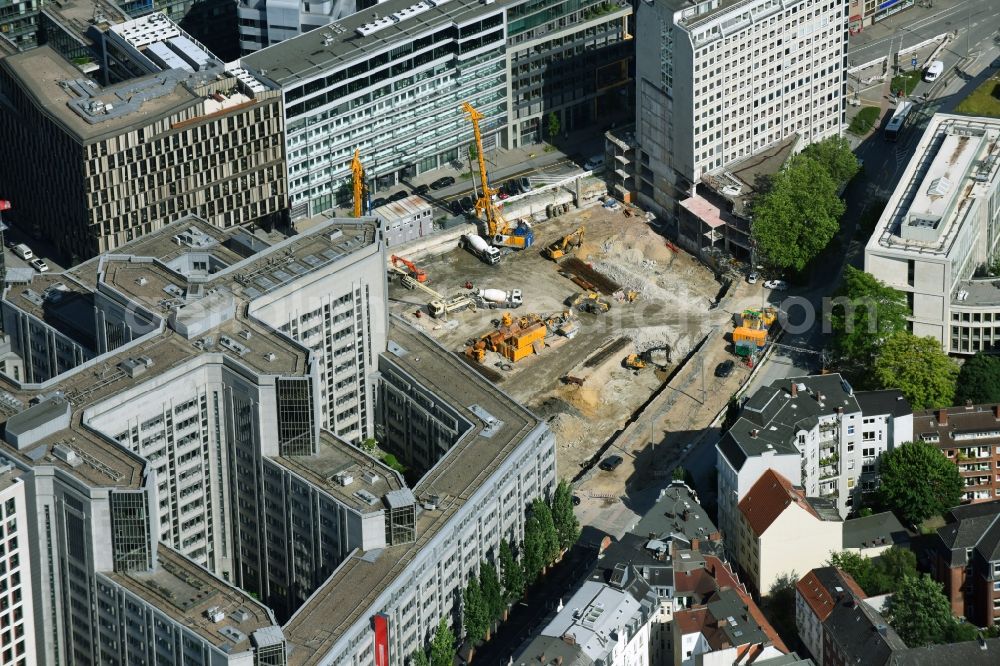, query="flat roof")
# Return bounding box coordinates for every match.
[272,431,404,512]
[241,0,511,86]
[282,318,544,664]
[0,46,200,144]
[869,115,1000,257]
[40,0,130,43]
[0,465,24,493]
[102,545,277,652]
